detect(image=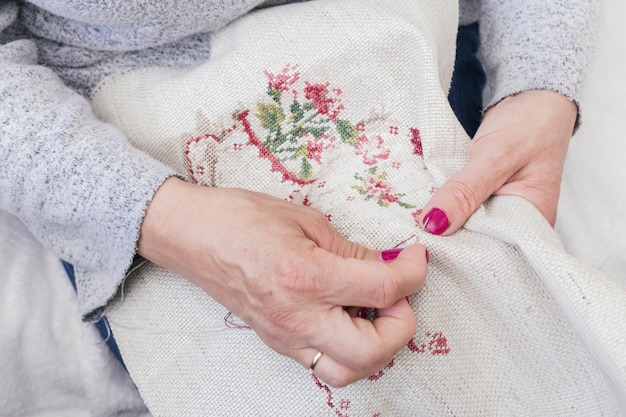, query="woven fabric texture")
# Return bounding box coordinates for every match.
[92,0,626,415]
